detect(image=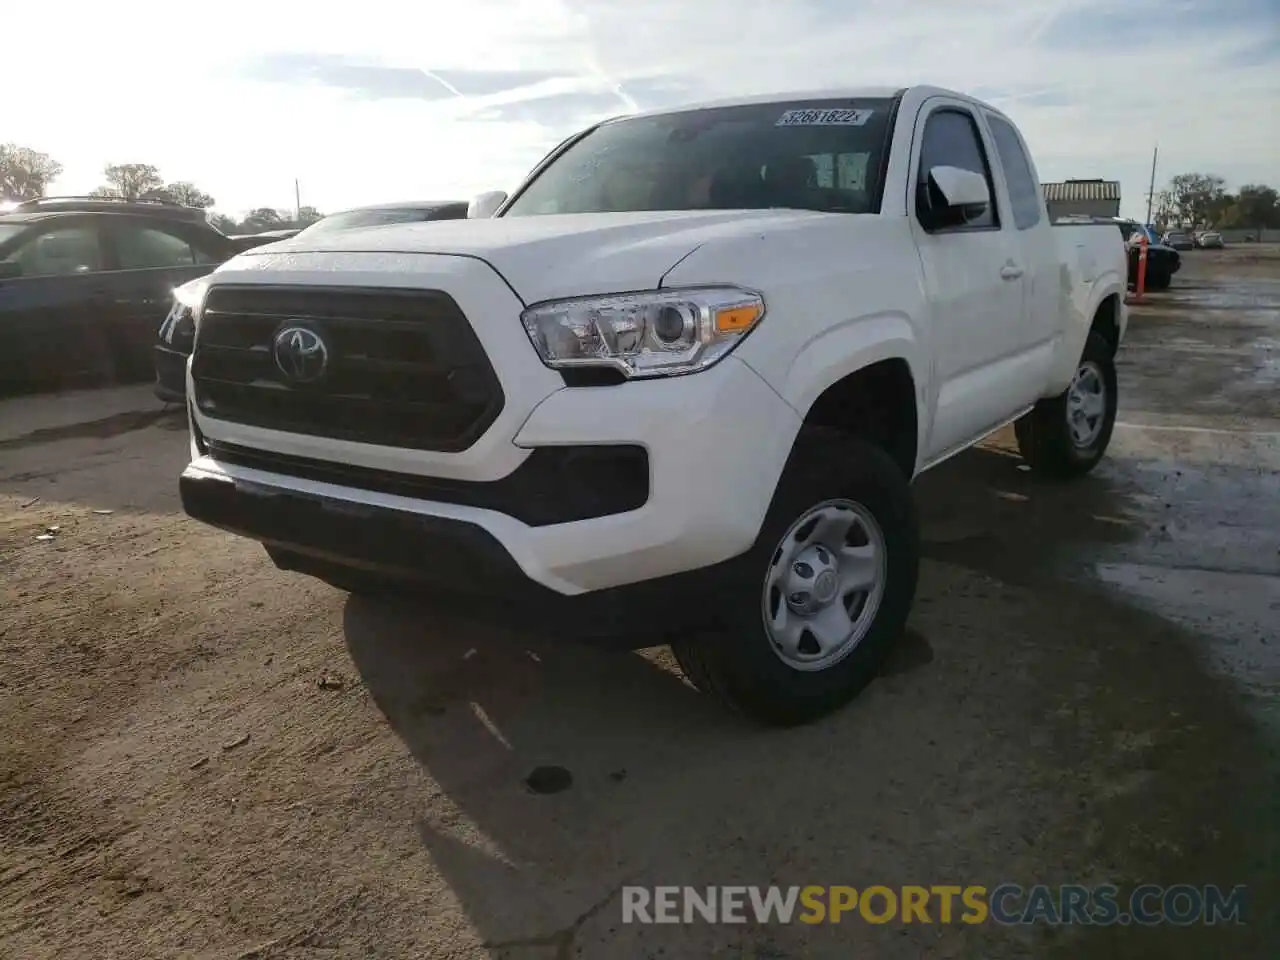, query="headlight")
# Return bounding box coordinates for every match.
[159,277,211,344]
[520,286,765,378]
